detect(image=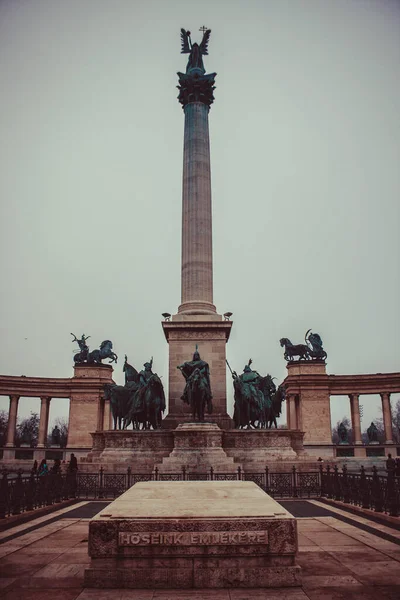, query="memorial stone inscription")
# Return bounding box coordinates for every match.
[119,530,268,546]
